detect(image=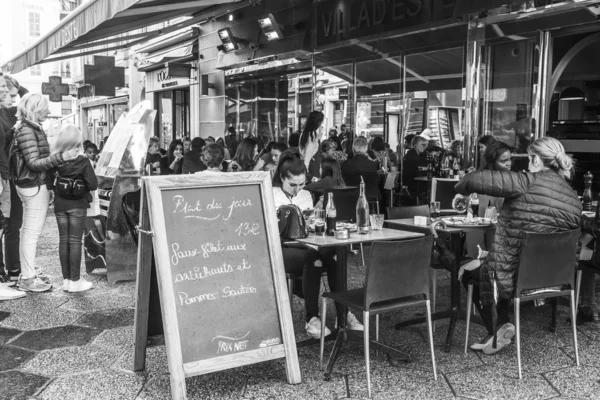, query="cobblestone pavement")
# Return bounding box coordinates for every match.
[0,213,599,399]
